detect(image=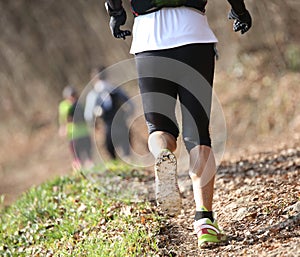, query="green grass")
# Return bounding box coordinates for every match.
[0,163,162,256]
